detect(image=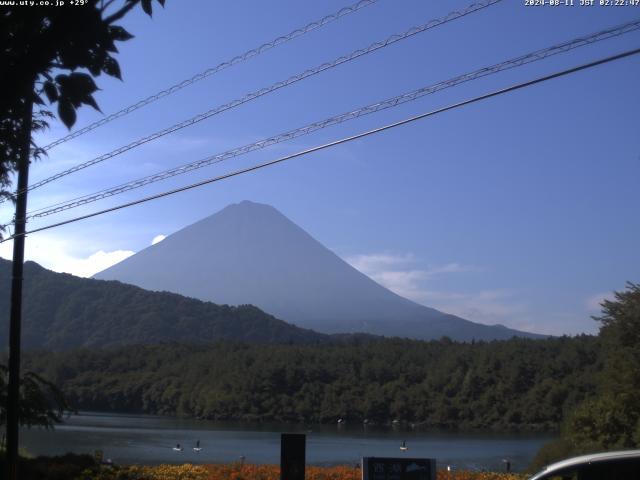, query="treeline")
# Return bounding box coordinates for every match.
[530,283,640,468]
[22,335,600,431]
